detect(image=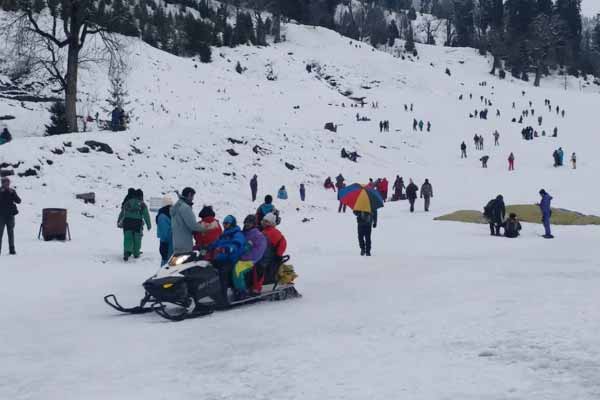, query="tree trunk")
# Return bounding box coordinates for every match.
[490,53,499,75]
[65,42,79,132]
[273,13,281,43]
[534,62,542,87]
